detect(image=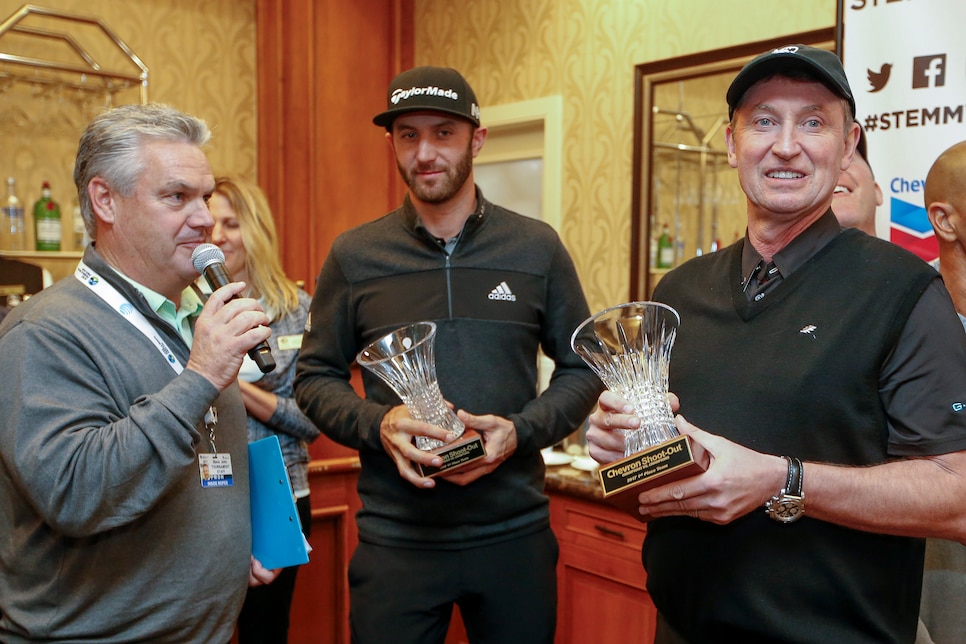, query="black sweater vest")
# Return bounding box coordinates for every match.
[645,229,936,642]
